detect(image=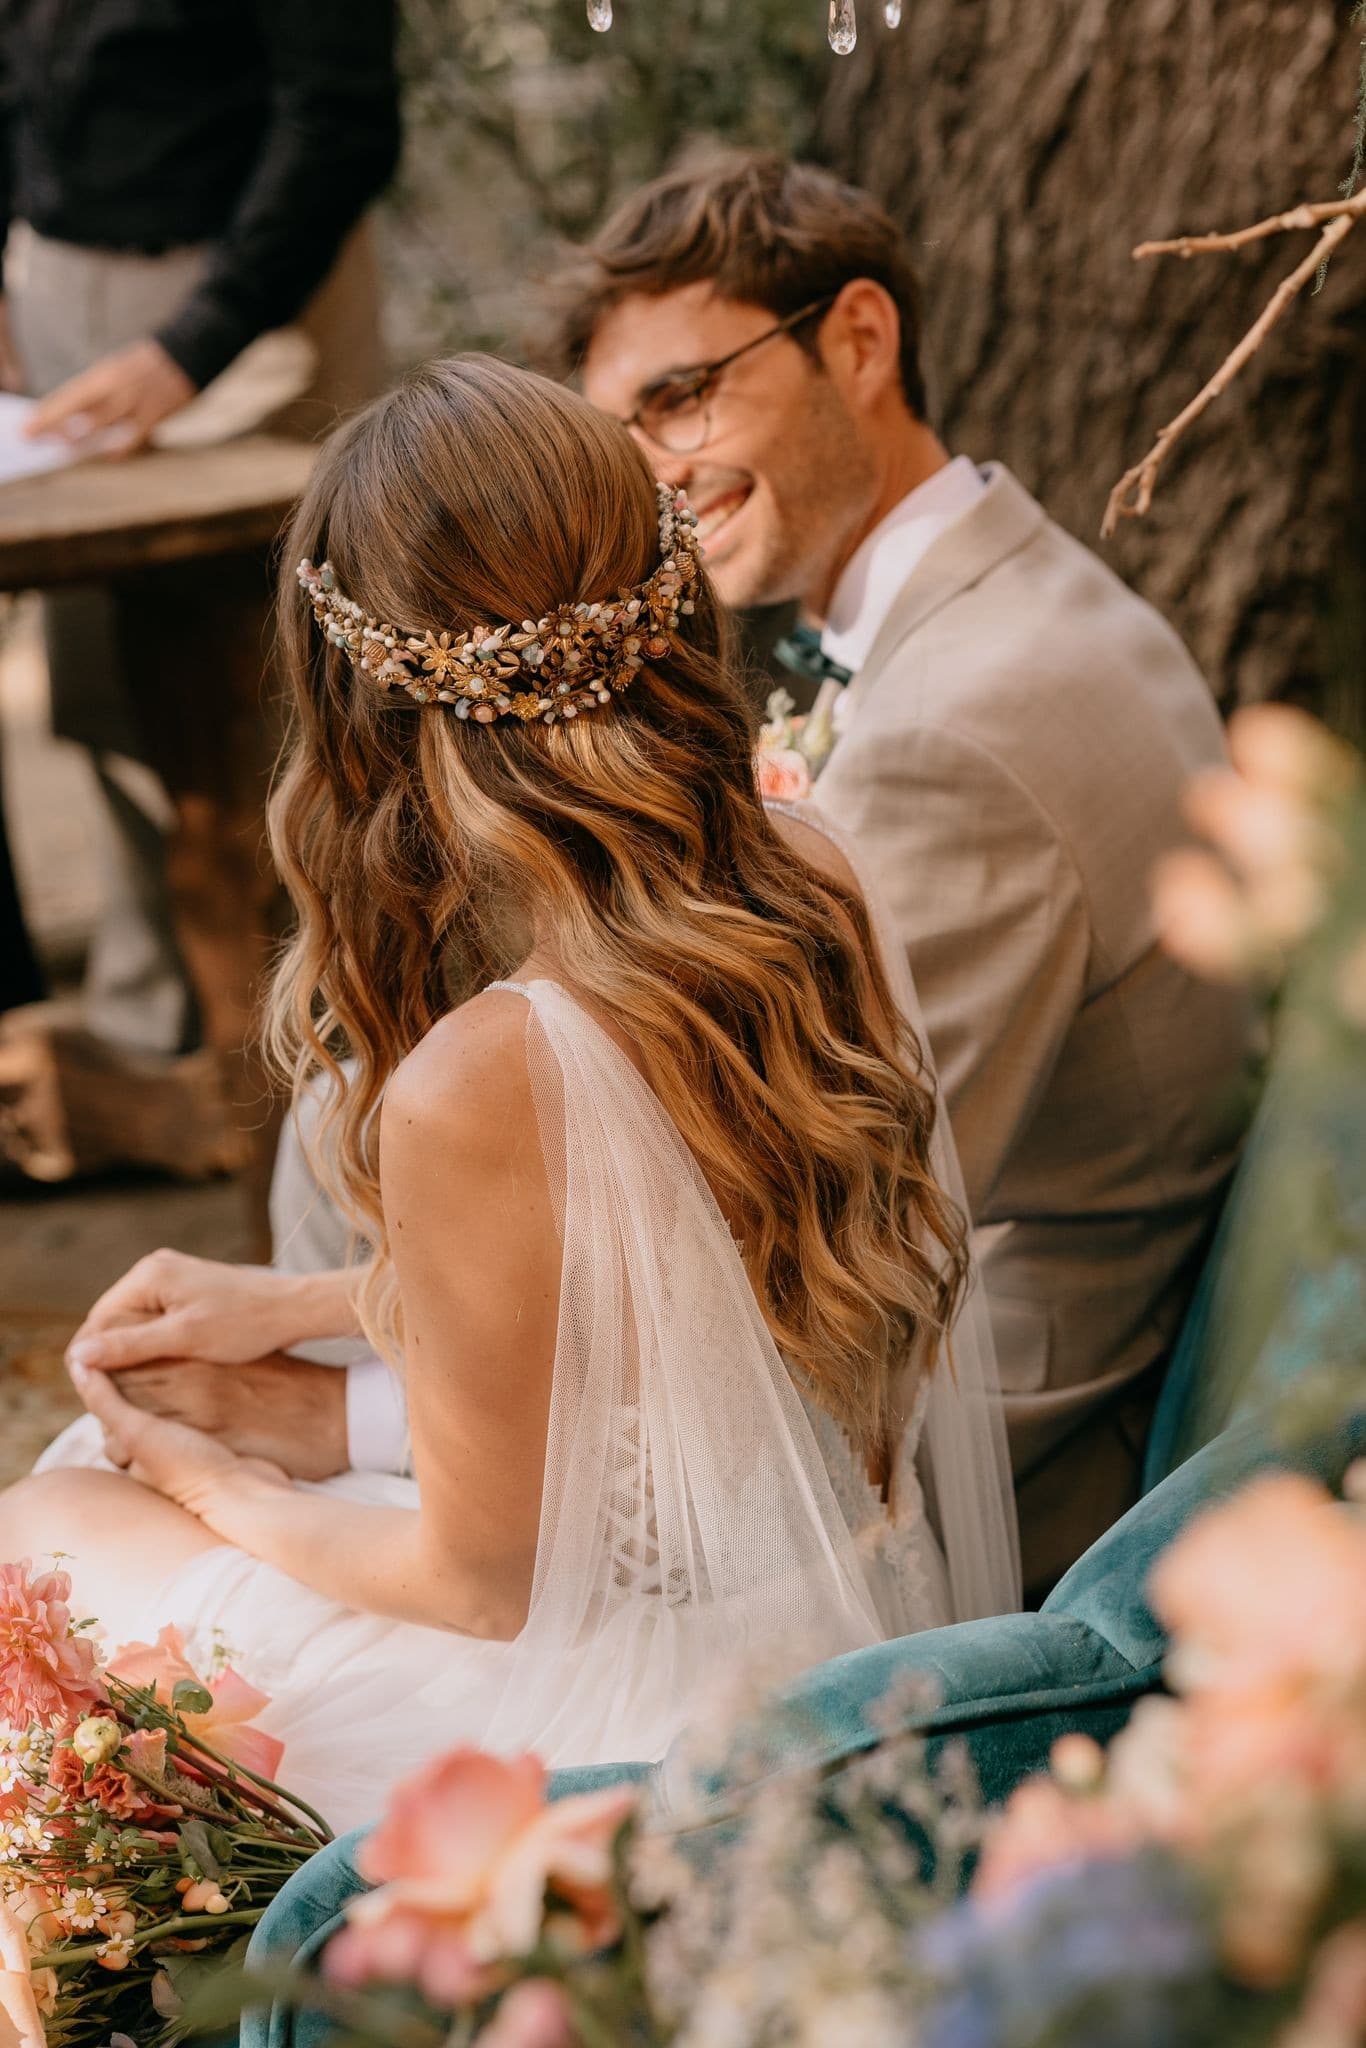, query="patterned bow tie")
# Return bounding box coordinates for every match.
[772,622,853,691]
